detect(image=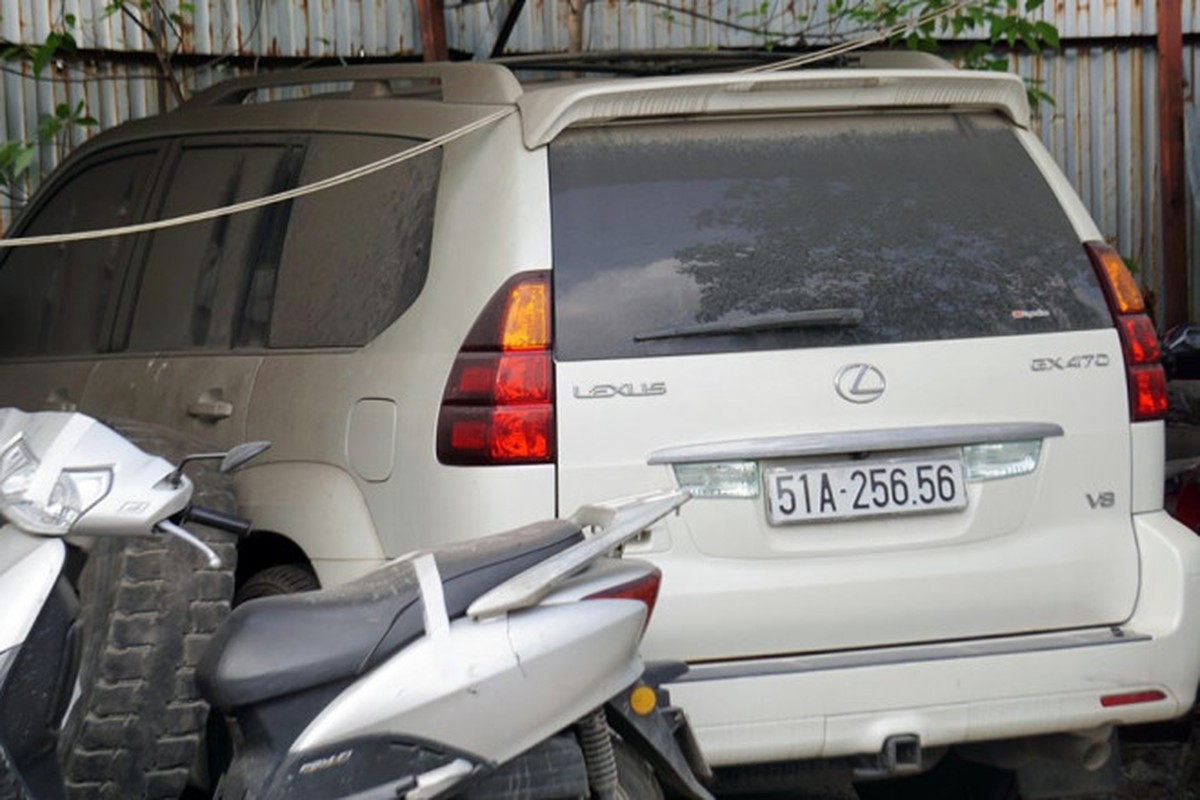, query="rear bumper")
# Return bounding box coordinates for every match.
[666,511,1200,767]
